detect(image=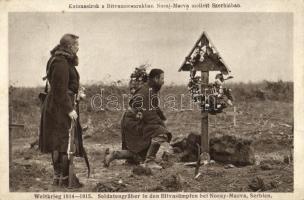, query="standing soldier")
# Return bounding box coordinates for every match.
[39,34,87,188]
[104,69,172,169]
